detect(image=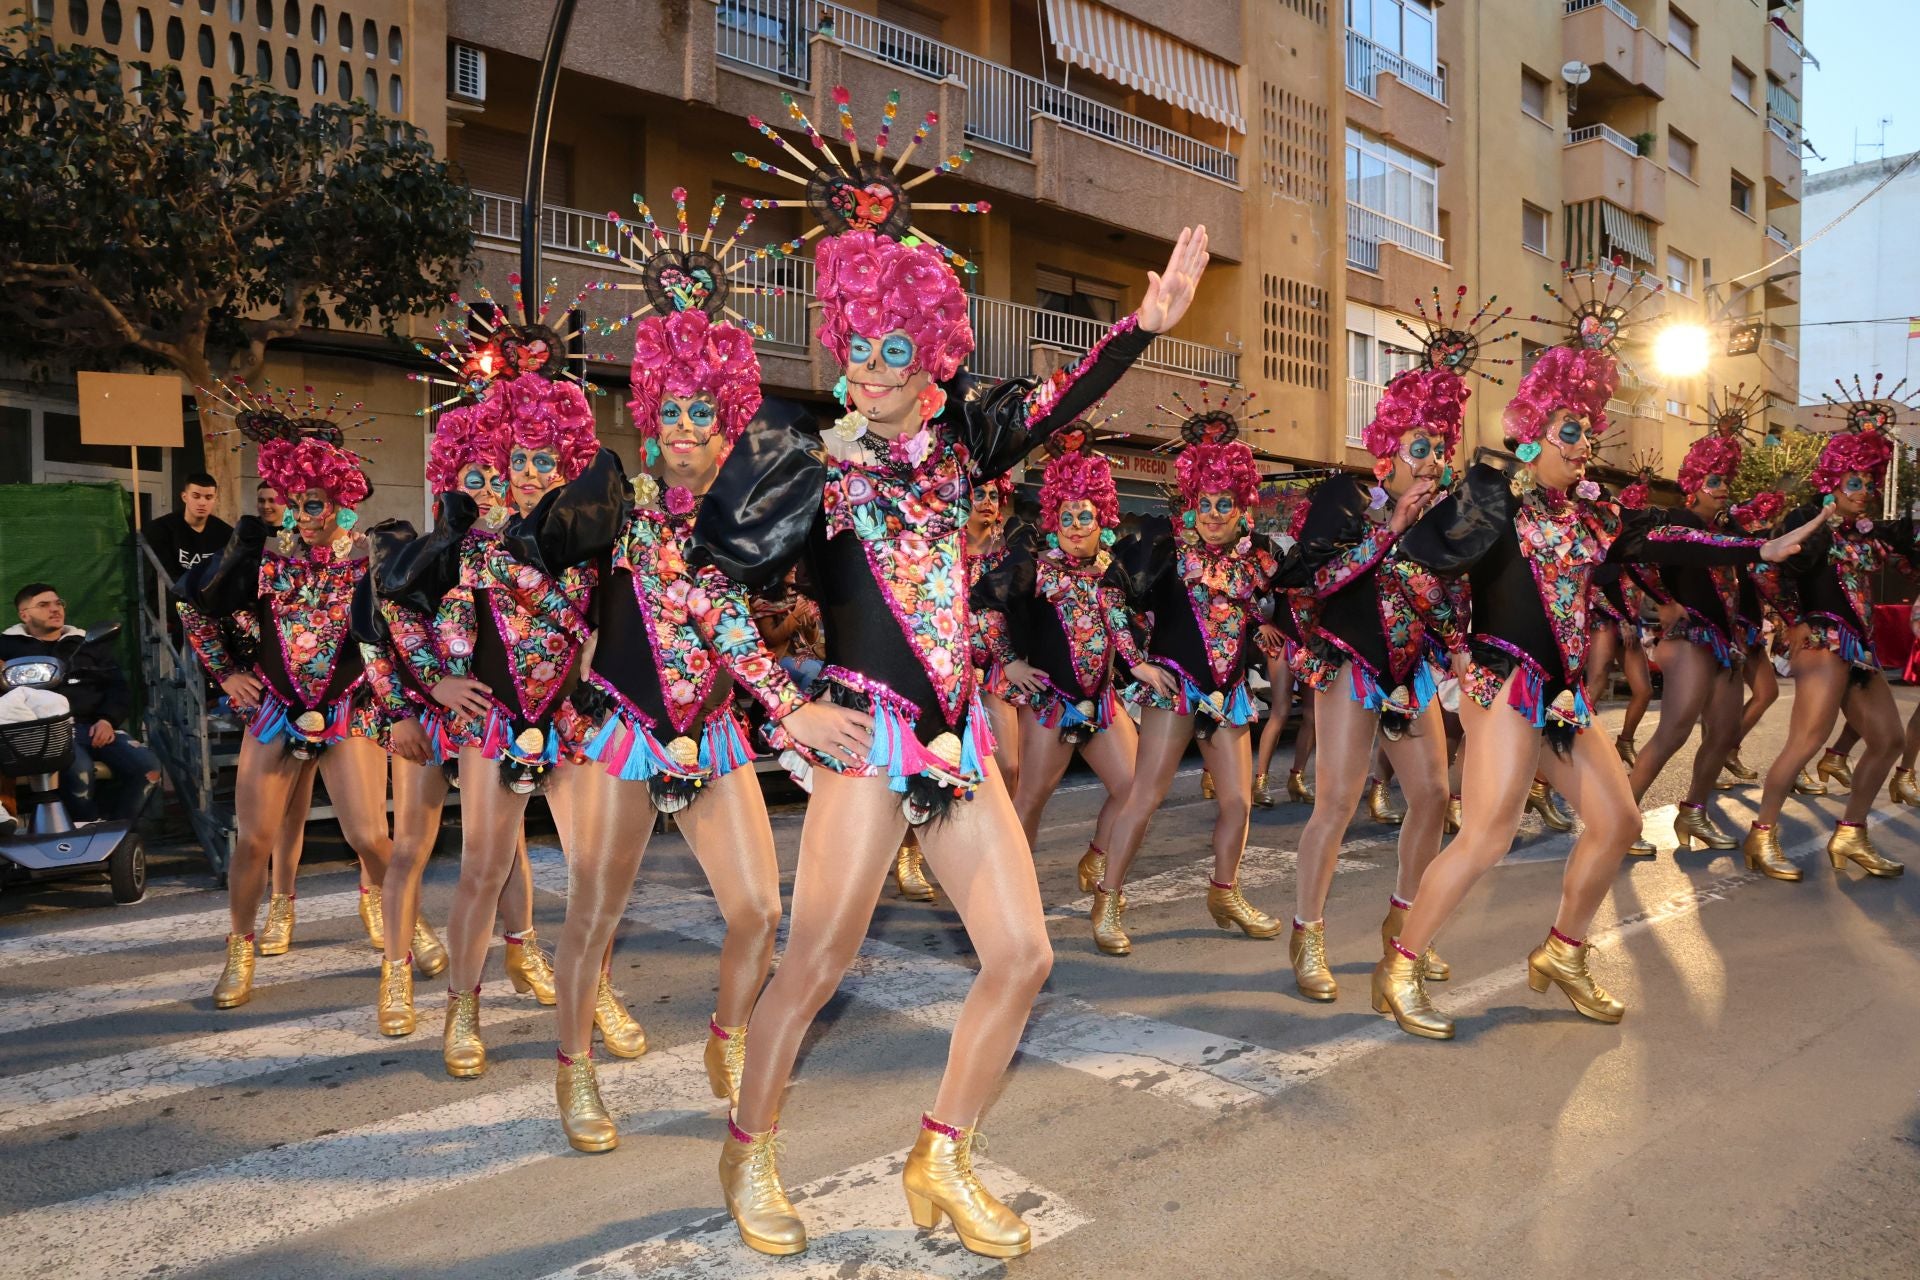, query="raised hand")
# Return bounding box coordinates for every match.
[1760,509,1829,563]
[1137,225,1211,333]
[1130,662,1178,699]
